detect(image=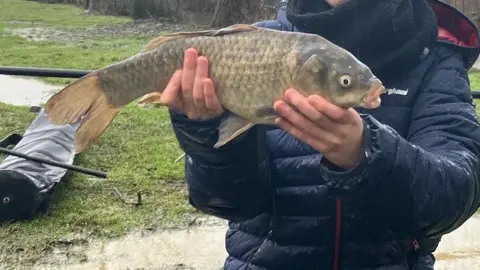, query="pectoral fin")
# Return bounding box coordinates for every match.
[137,92,165,108]
[215,114,254,148]
[255,106,279,124]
